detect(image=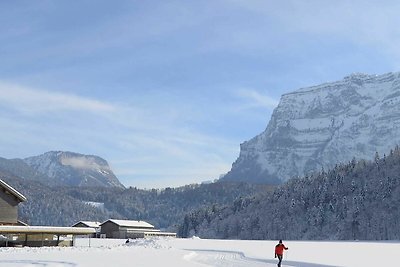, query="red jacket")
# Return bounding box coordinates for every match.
[275,243,288,255]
